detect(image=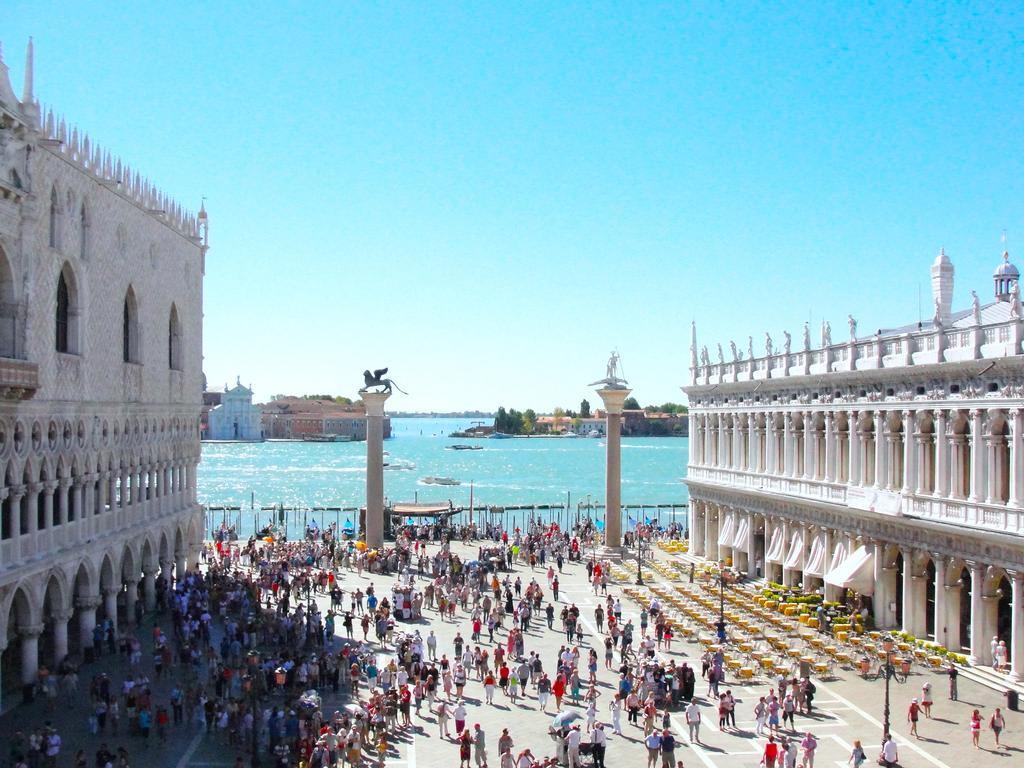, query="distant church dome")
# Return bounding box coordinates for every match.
[994,251,1019,301]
